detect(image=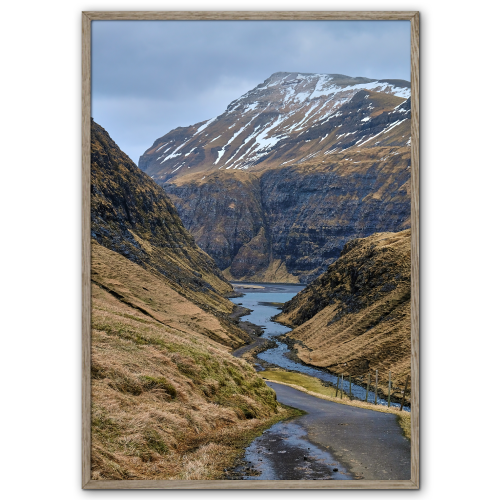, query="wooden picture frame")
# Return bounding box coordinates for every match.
[82,10,419,489]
